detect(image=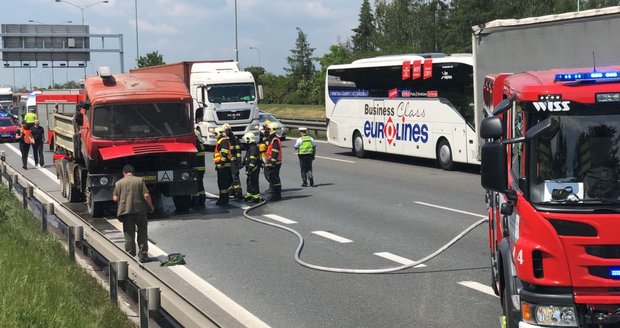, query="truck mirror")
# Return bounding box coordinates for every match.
[195,107,204,123]
[481,141,508,192]
[493,98,512,115]
[74,112,84,126]
[526,117,559,141]
[480,116,503,139]
[258,85,264,100]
